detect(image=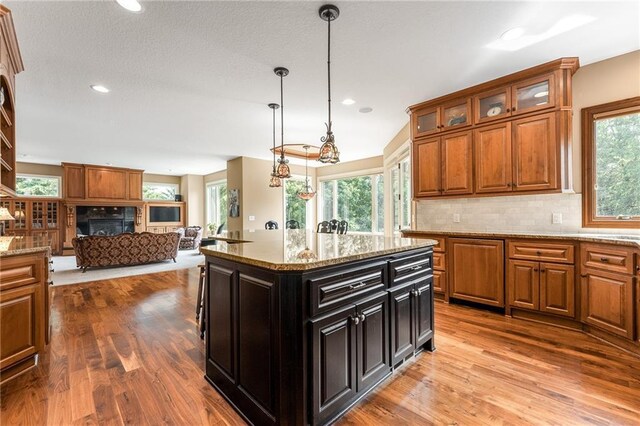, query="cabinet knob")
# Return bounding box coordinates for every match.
[533,268,538,272]
[50,268,55,273]
[600,257,609,262]
[48,280,54,286]
[506,108,511,112]
[512,107,516,111]
[359,313,366,323]
[540,269,546,273]
[507,183,512,187]
[580,274,587,278]
[536,251,542,256]
[351,316,360,325]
